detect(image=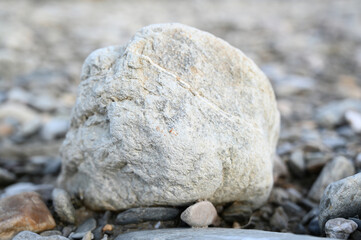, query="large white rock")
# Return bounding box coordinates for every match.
[58,23,280,211]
